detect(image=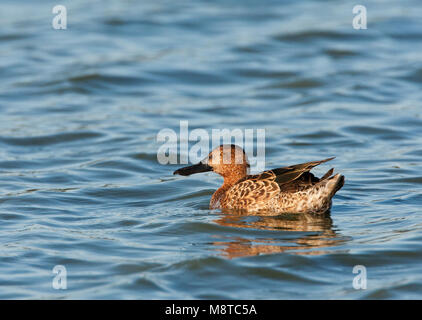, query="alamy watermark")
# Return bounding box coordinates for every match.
[51,5,367,31]
[353,5,367,30]
[52,265,67,290]
[352,265,367,290]
[51,4,367,31]
[52,5,67,30]
[157,121,266,171]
